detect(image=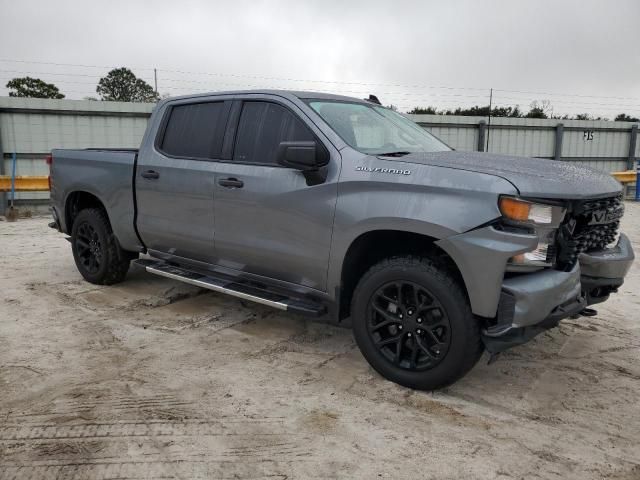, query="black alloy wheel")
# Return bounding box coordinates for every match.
[74,221,103,274]
[368,281,451,371]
